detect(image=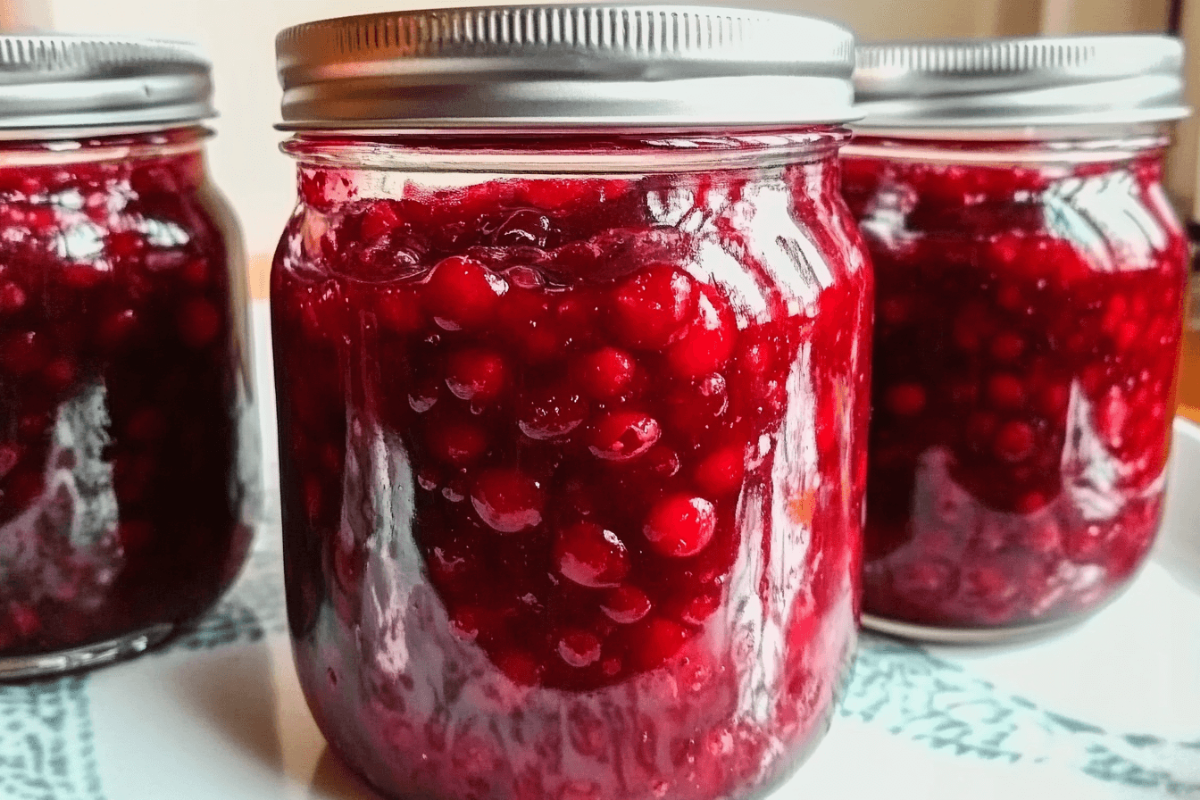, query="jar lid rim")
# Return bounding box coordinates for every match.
[275,4,858,128]
[0,34,215,131]
[854,35,1190,128]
